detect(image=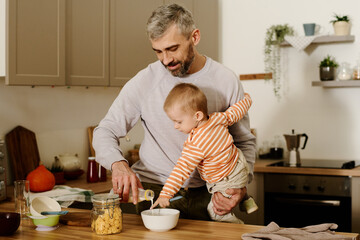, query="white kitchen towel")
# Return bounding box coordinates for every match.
[242,221,352,240]
[284,36,317,51]
[30,185,94,208]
